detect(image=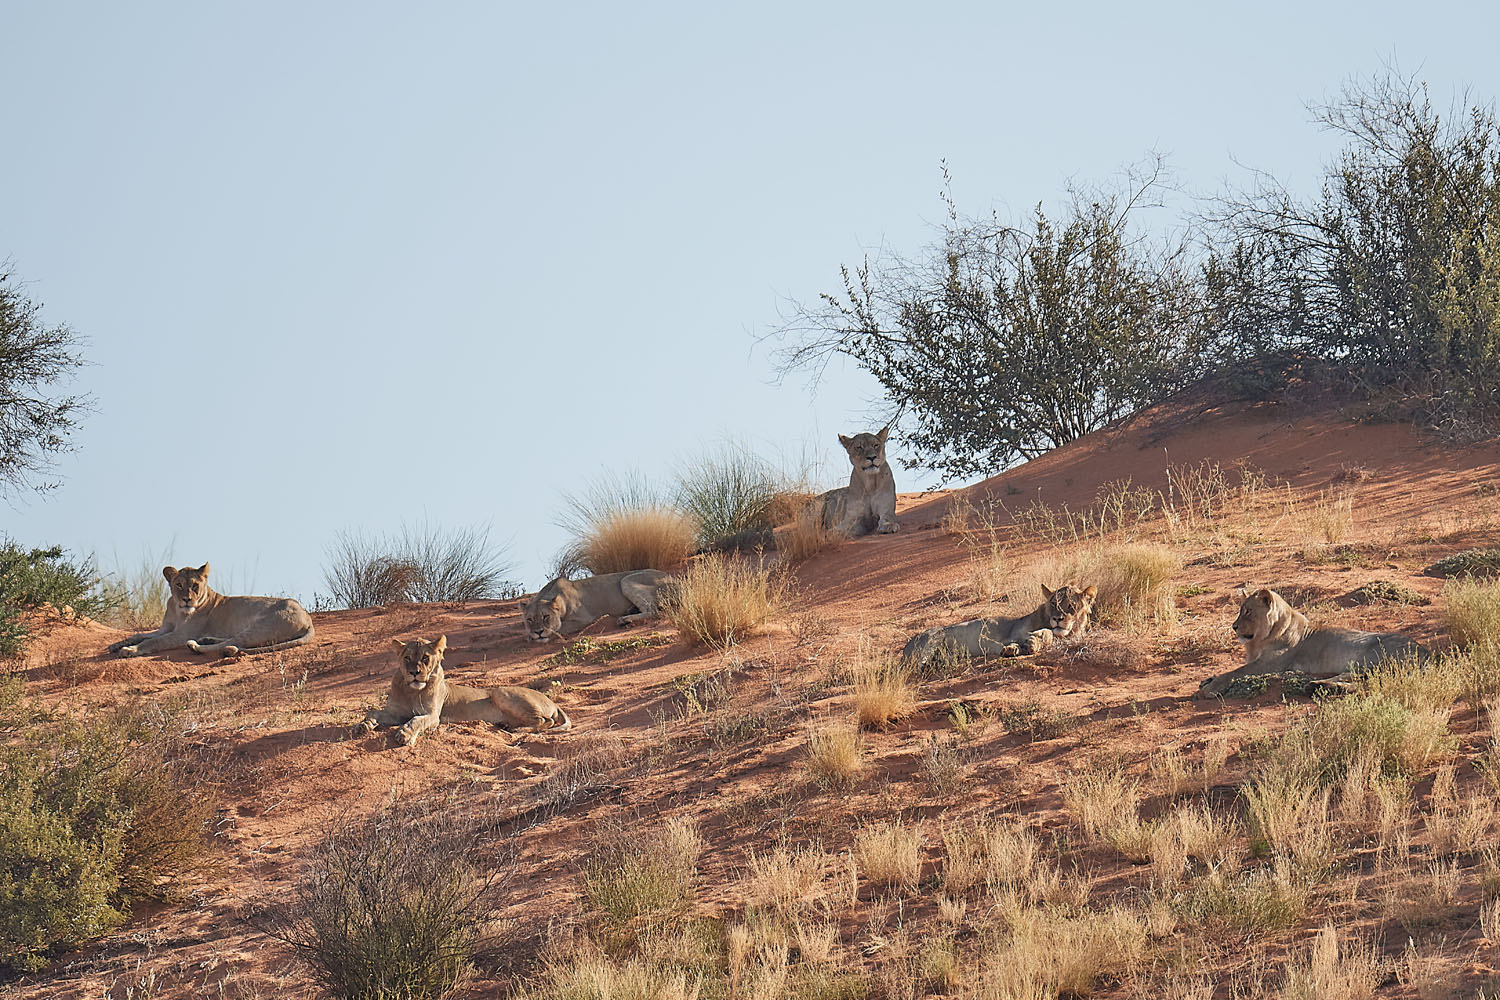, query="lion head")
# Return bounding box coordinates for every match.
[163,563,213,613]
[1233,588,1286,647]
[1040,583,1097,637]
[391,635,447,690]
[838,427,890,474]
[522,595,564,643]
